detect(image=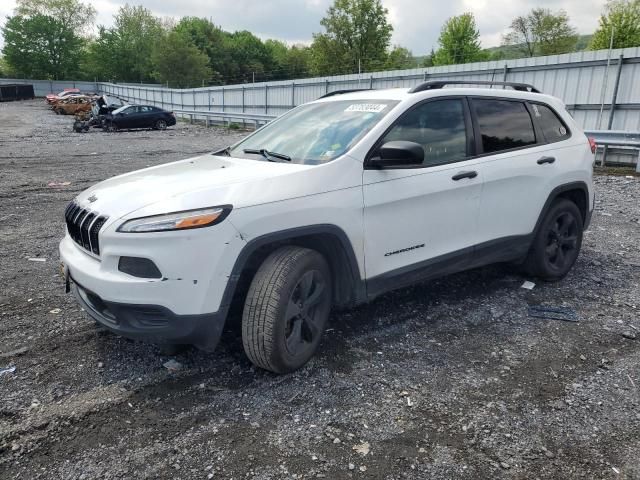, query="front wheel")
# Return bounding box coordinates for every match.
[524,199,583,280]
[242,246,332,374]
[154,119,167,130]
